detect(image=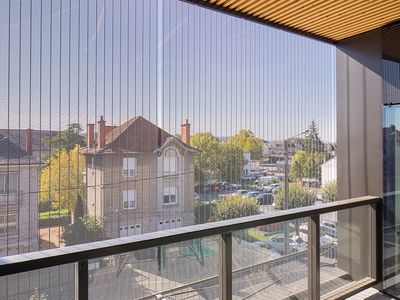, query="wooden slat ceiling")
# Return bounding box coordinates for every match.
[185,0,400,42]
[383,22,400,62]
